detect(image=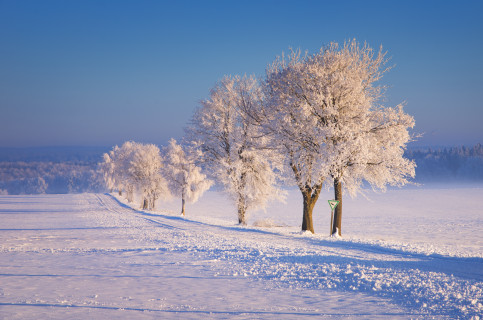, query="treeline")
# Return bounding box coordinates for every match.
[1,143,481,196]
[0,161,103,195]
[405,144,483,181]
[100,140,212,214]
[0,146,107,195]
[100,40,420,236]
[0,146,108,162]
